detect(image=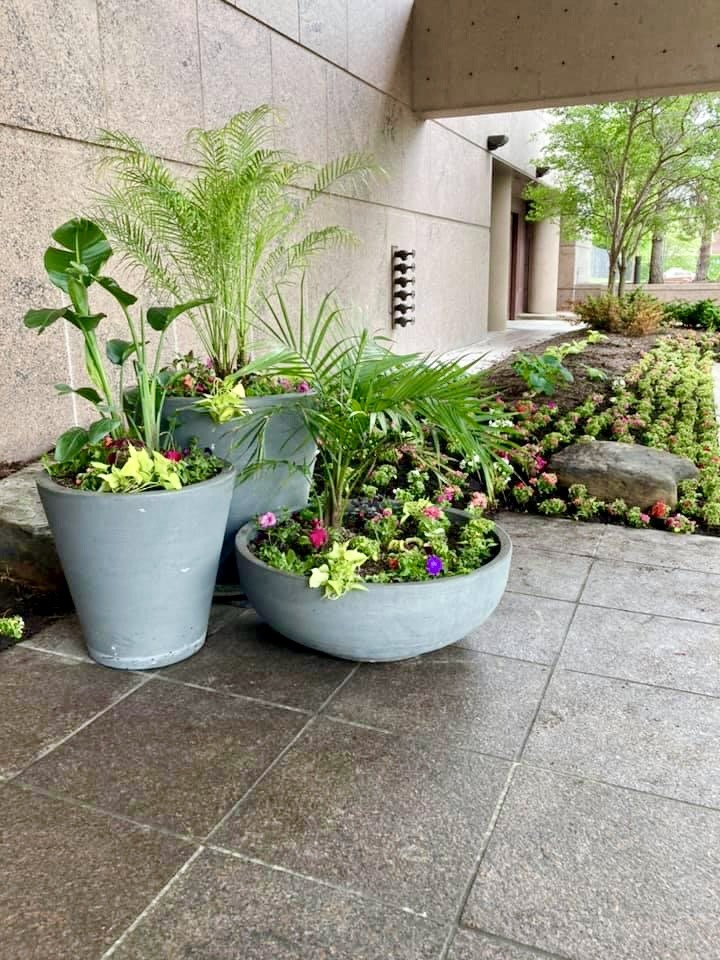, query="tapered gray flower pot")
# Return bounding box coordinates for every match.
[235,513,512,662]
[164,394,316,571]
[36,466,235,670]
